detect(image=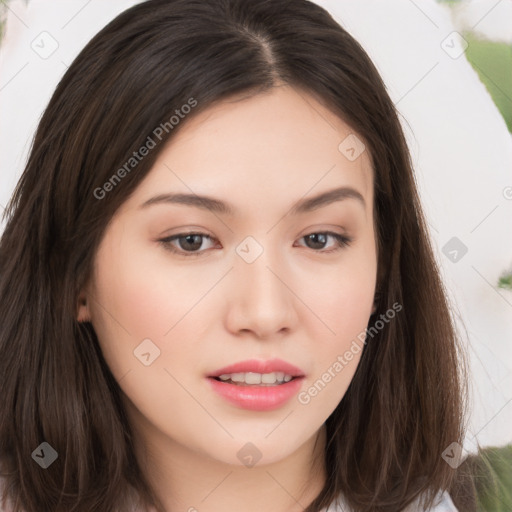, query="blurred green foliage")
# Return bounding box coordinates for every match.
[472,445,512,511]
[498,272,512,290]
[463,32,512,133]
